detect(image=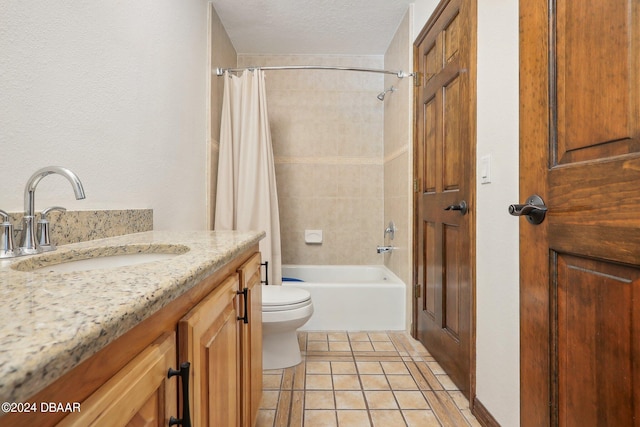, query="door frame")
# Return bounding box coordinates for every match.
[411,0,478,404]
